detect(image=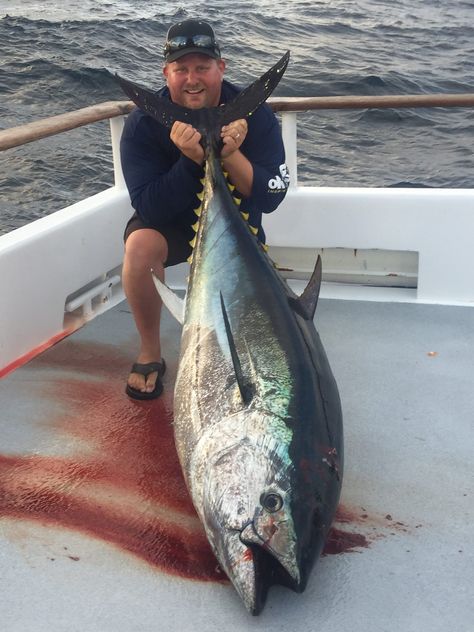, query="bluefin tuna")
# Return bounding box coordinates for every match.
[116,53,343,615]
